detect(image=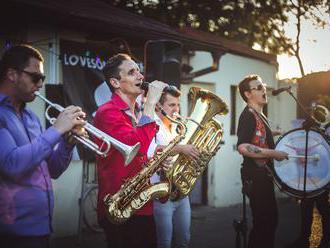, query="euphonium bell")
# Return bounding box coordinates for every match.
[34,91,140,165]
